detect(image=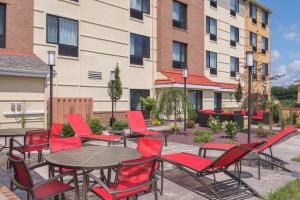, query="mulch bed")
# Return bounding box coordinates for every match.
[161,126,273,146]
